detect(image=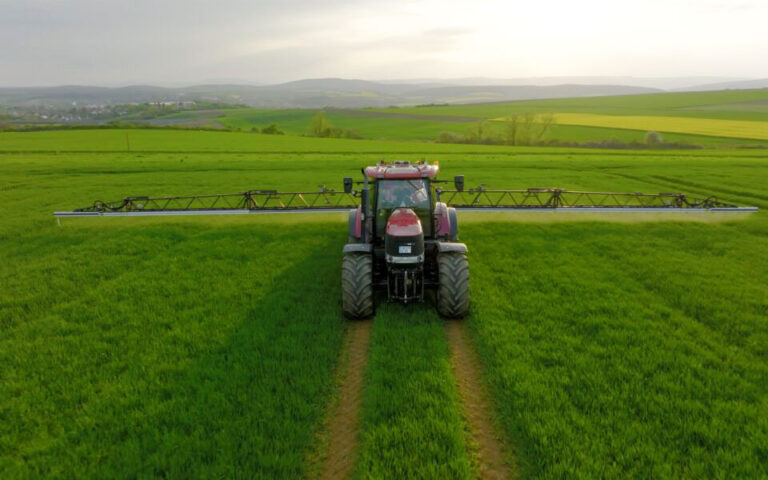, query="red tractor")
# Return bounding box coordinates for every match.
[341,161,468,319]
[55,159,755,319]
